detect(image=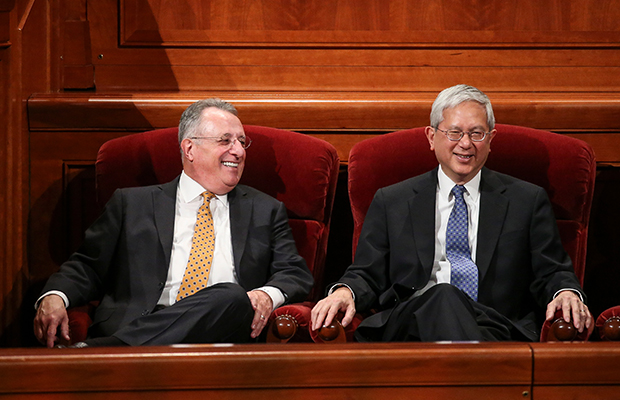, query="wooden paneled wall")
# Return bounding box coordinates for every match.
[2,0,620,346]
[85,0,620,93]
